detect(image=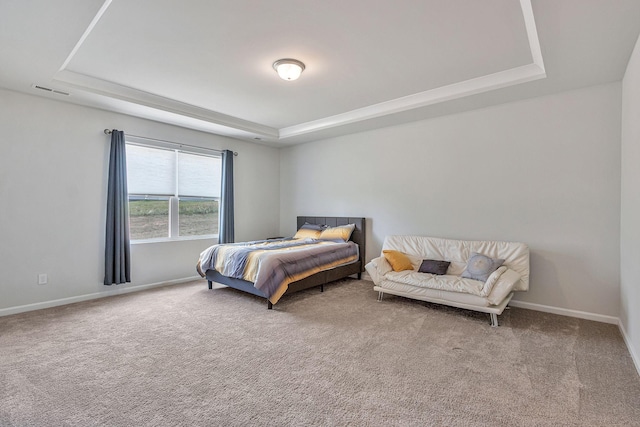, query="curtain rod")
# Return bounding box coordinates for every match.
[103,129,238,156]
